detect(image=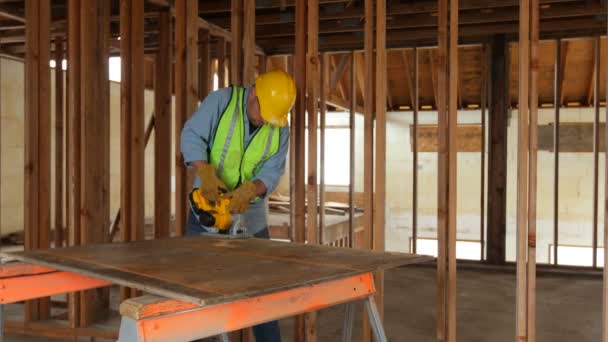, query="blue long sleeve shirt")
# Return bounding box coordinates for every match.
[180,86,290,196]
